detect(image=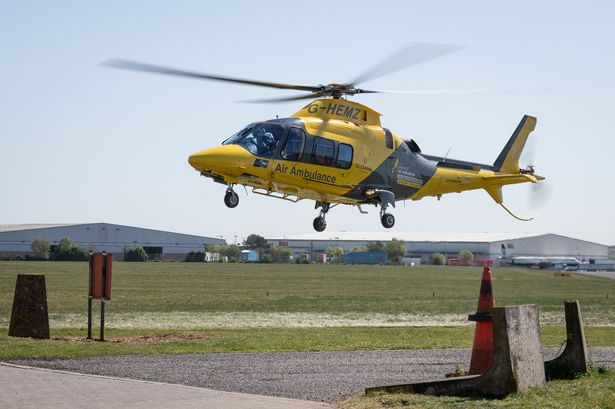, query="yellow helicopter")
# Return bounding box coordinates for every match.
[104,44,544,232]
